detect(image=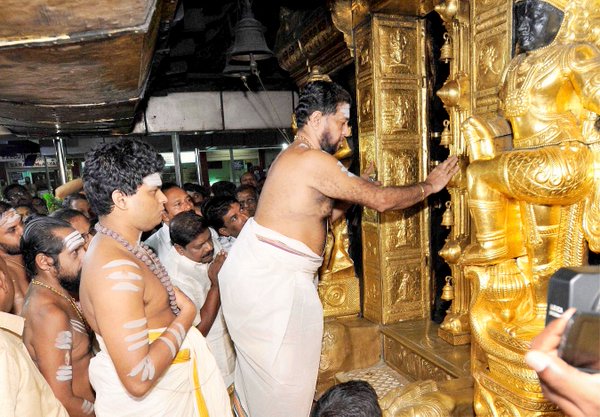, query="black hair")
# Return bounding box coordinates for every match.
[294,81,352,129]
[3,184,28,200]
[82,139,165,217]
[50,208,88,223]
[161,182,180,193]
[183,183,211,198]
[311,380,382,417]
[201,195,237,231]
[61,192,88,209]
[21,216,73,280]
[235,184,258,199]
[211,180,237,198]
[169,211,209,247]
[0,201,12,214]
